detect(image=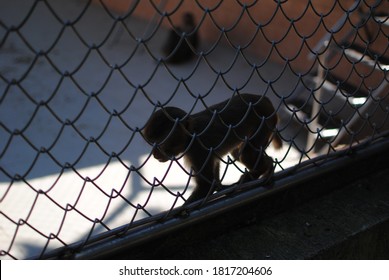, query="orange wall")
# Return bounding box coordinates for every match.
[95,0,386,72]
